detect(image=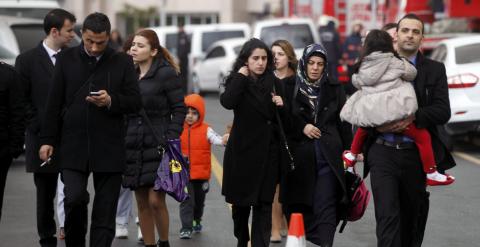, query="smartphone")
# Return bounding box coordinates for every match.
[89,91,101,96]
